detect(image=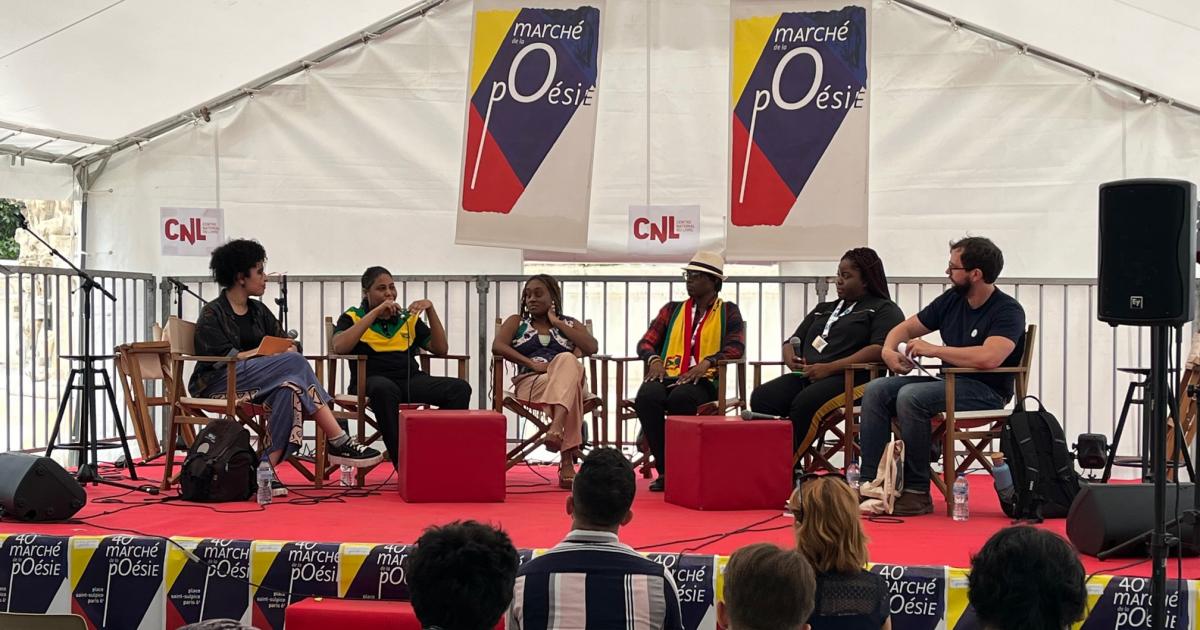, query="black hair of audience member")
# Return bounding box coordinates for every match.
[570,447,636,529]
[209,238,267,289]
[404,520,520,630]
[950,235,1005,283]
[968,526,1086,630]
[719,543,816,630]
